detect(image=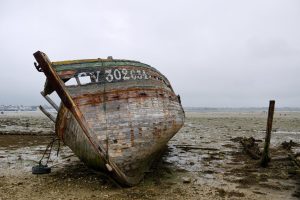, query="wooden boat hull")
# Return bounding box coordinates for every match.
[34,51,184,186]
